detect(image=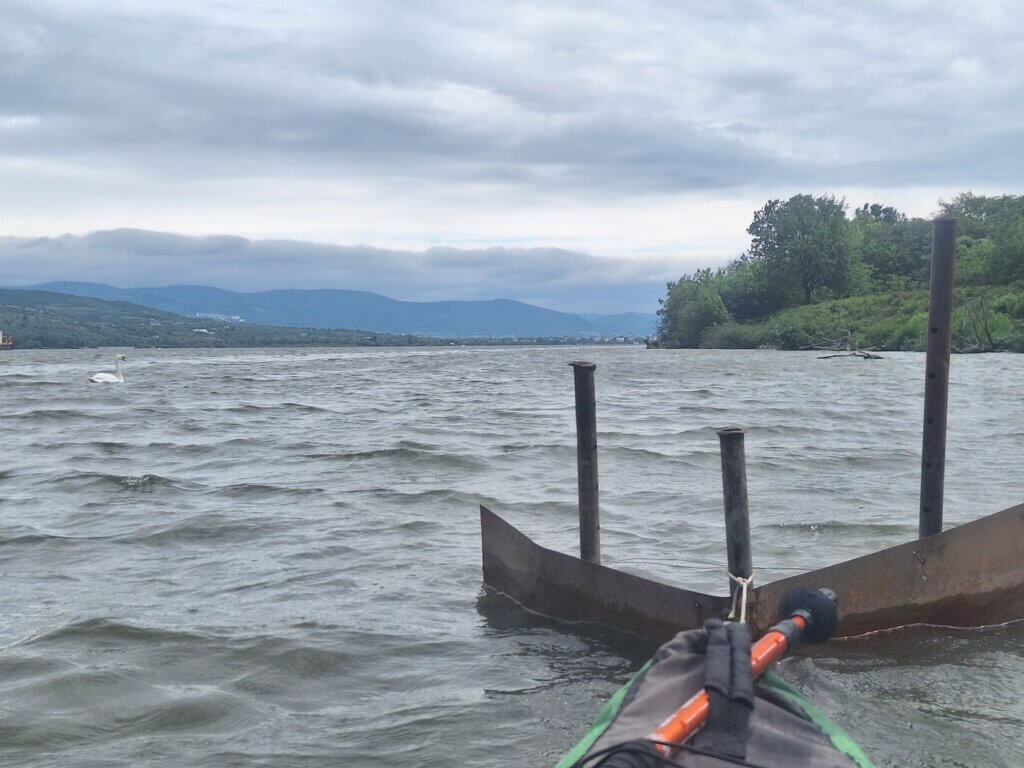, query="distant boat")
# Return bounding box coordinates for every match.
[0,330,13,349]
